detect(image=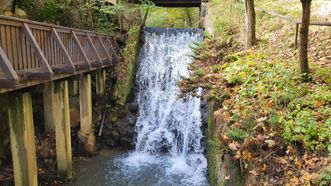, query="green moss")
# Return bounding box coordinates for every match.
[113,25,141,106]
